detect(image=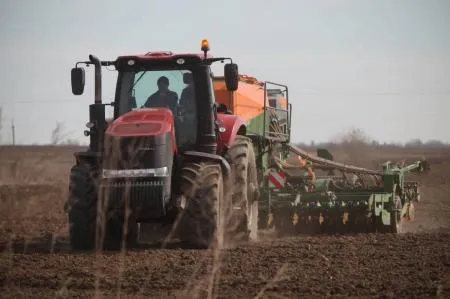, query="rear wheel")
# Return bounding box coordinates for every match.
[225,135,259,242]
[177,162,227,249]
